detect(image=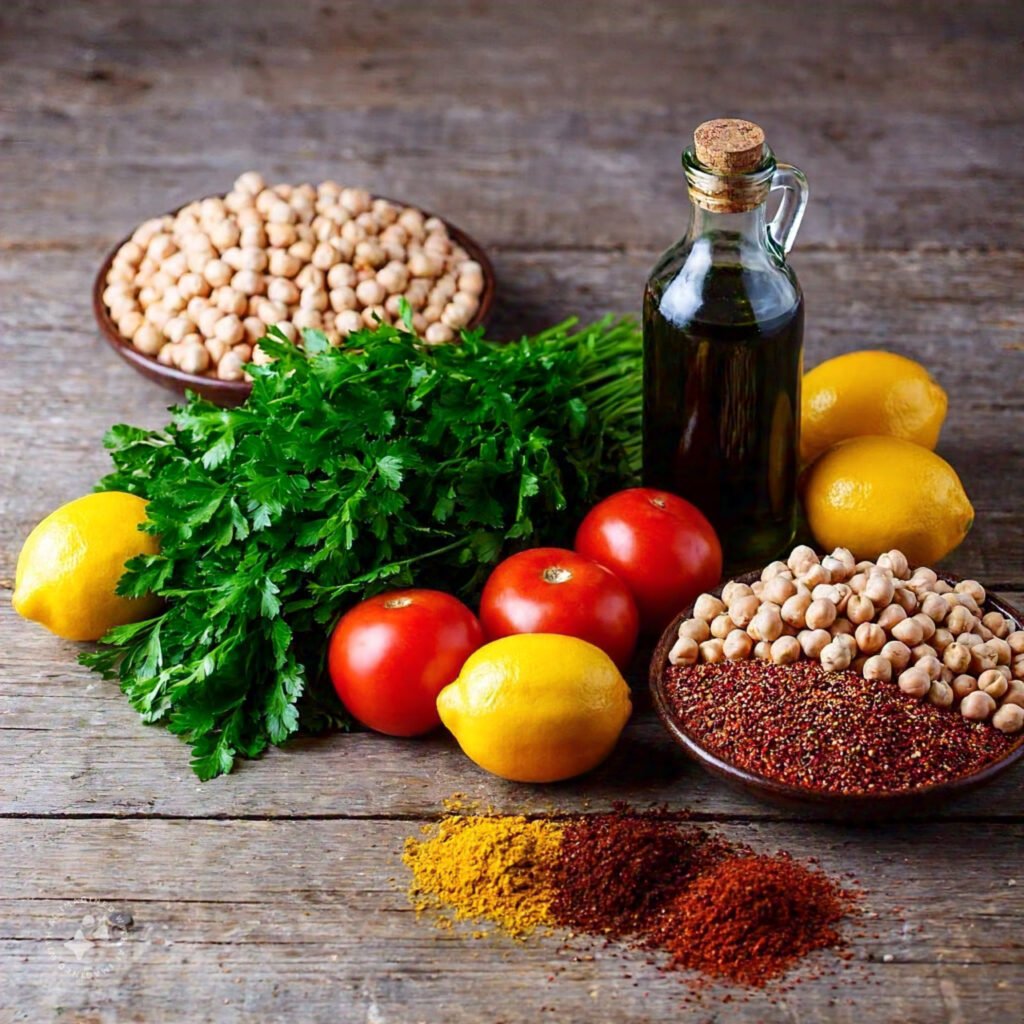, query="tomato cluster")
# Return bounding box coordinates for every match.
[328,488,721,735]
